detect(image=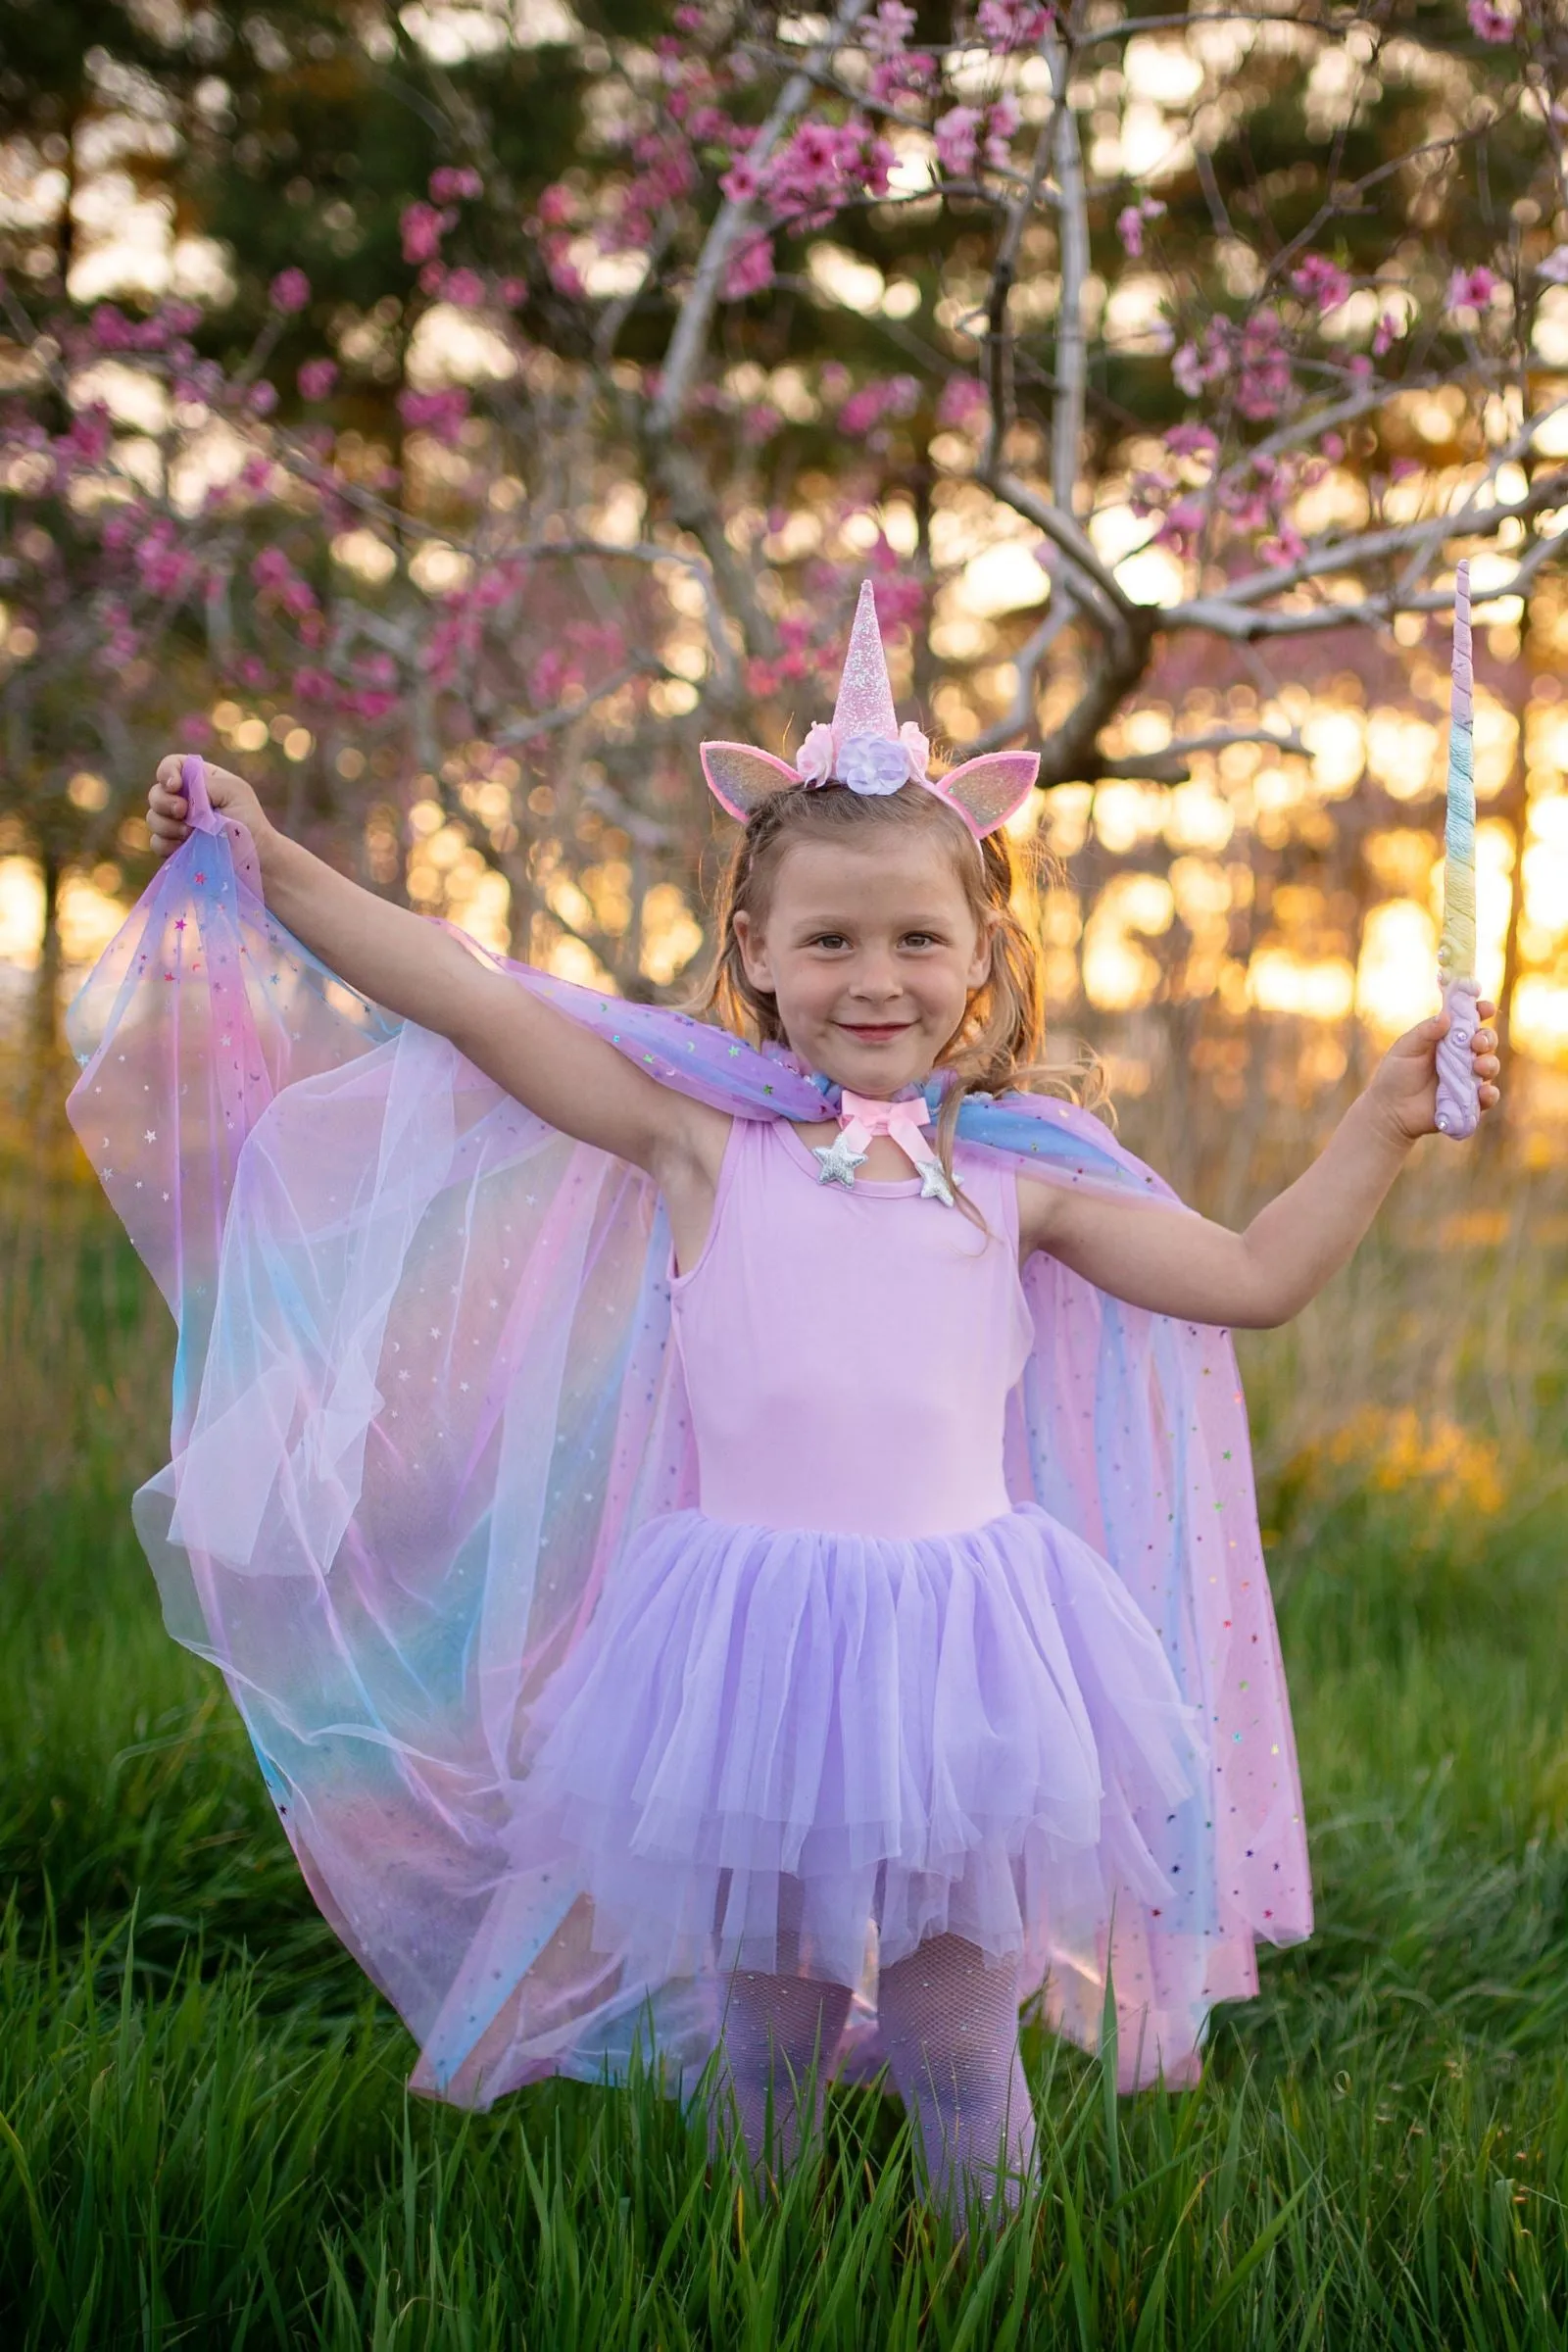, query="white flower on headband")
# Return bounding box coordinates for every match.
[795,720,836,786]
[838,733,909,794]
[899,720,931,781]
